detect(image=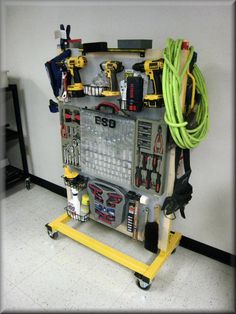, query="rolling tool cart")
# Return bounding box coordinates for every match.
[45,33,209,289]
